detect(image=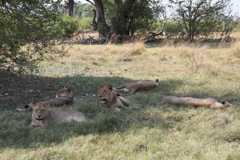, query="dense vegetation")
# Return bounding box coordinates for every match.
[0,0,239,73]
